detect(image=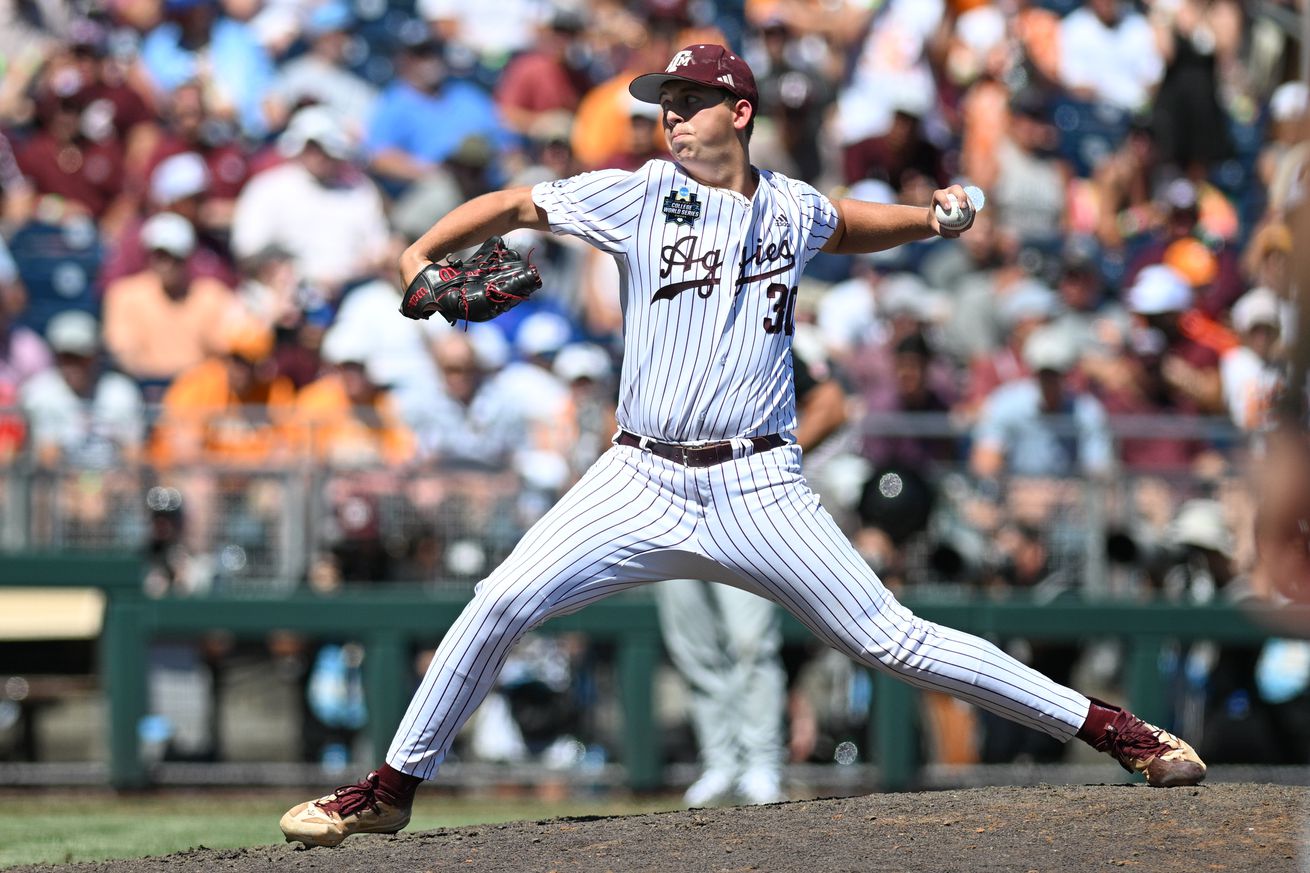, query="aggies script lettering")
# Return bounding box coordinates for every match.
[653,235,796,302]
